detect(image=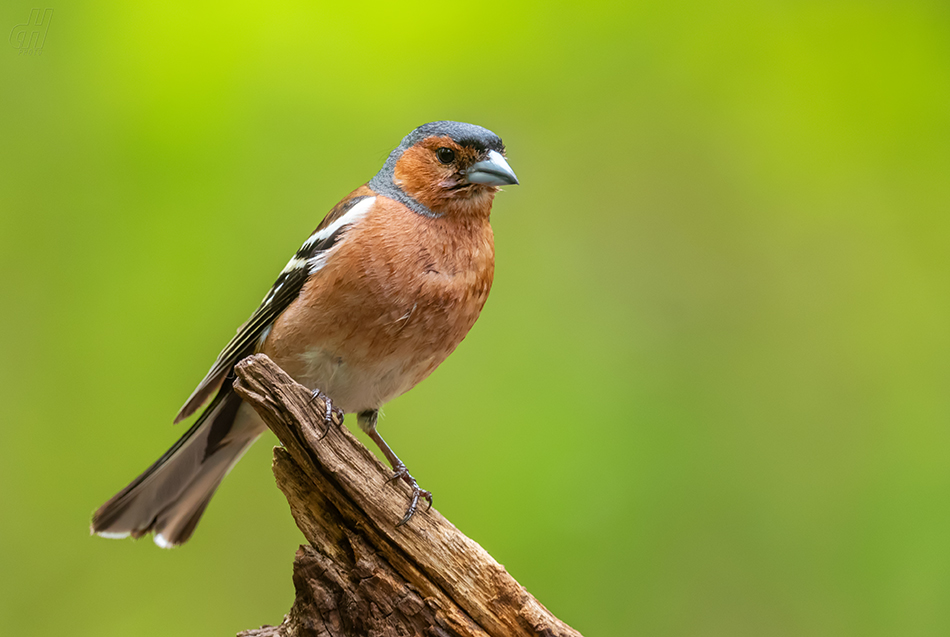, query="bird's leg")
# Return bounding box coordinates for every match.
[310,389,341,440]
[358,409,433,526]
[374,431,434,527]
